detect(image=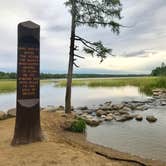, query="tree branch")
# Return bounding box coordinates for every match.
[73,62,79,68]
[74,54,85,59]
